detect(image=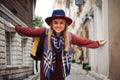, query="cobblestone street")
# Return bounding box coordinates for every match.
[65,63,96,80]
[36,63,96,80]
